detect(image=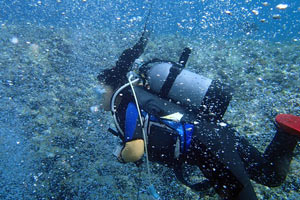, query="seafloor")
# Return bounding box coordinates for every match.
[0,24,299,200]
